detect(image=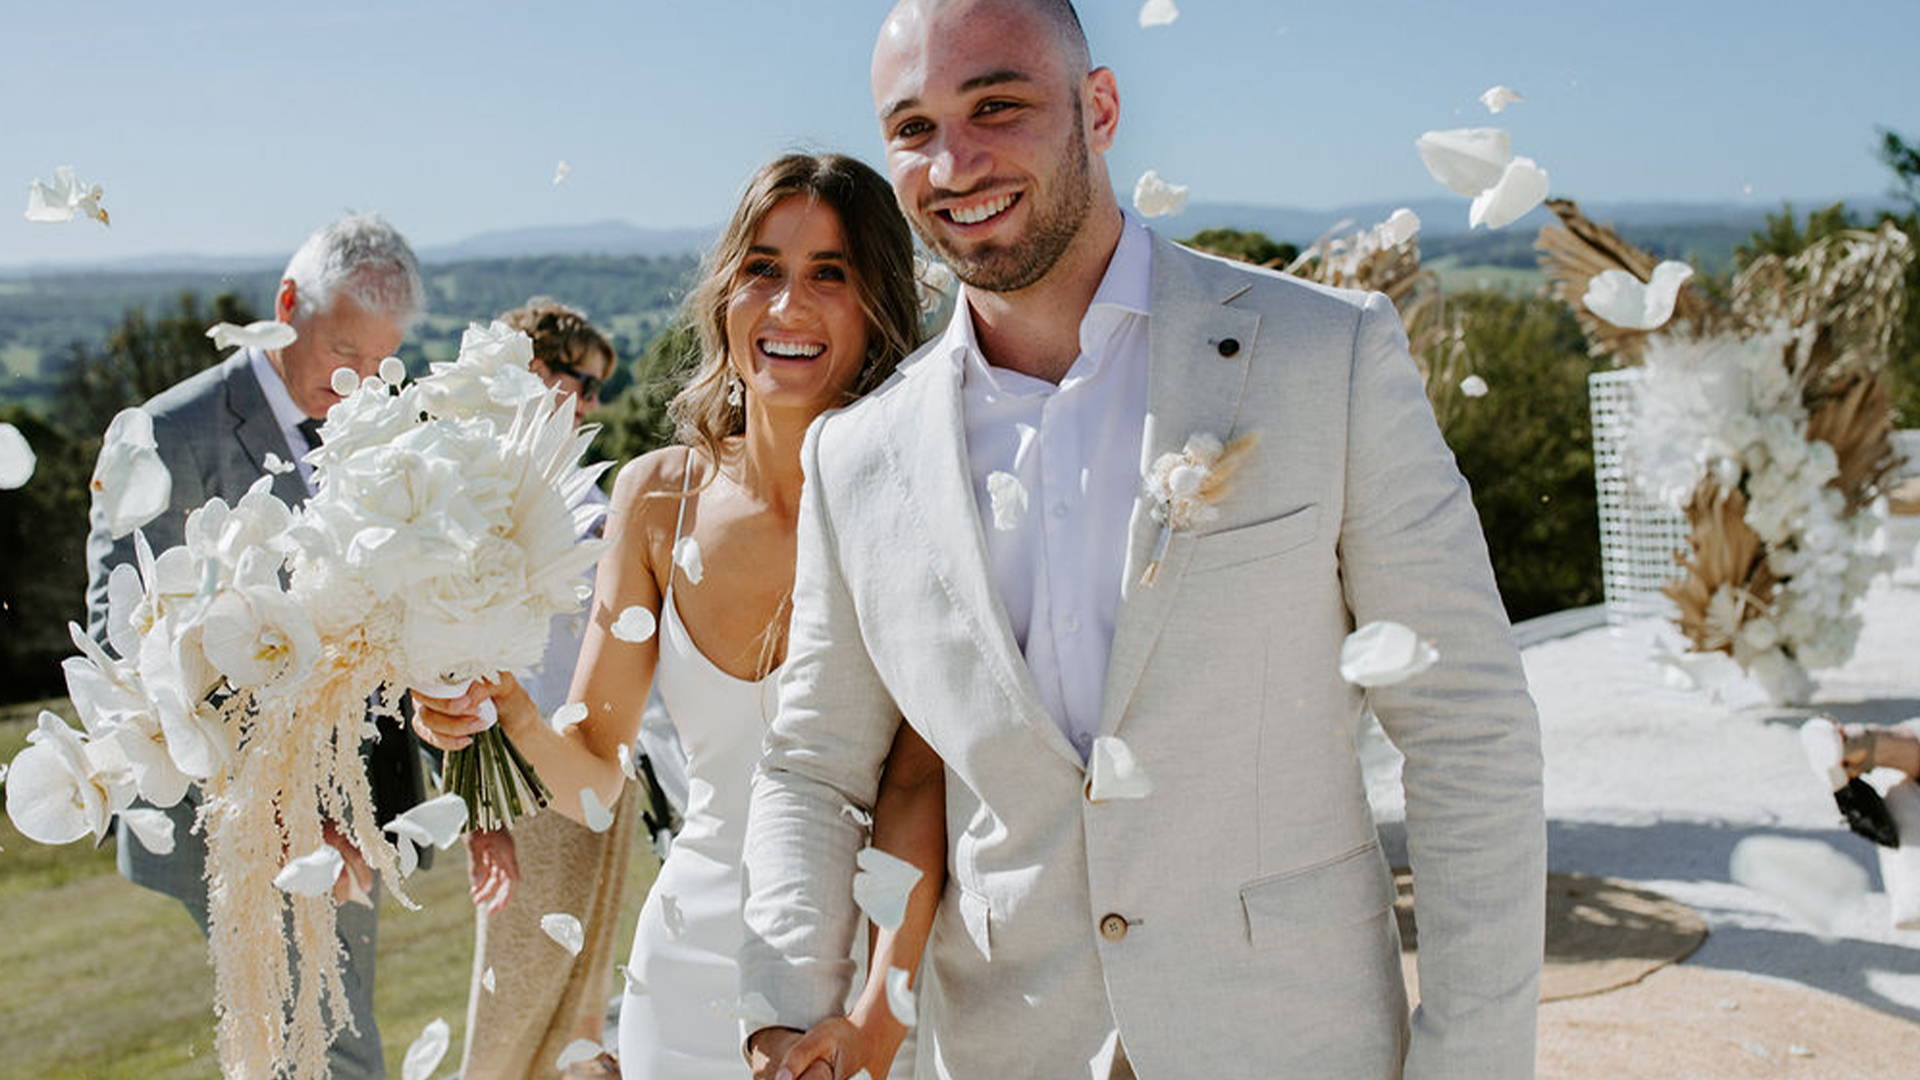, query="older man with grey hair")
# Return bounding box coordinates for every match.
[84,212,429,1079]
